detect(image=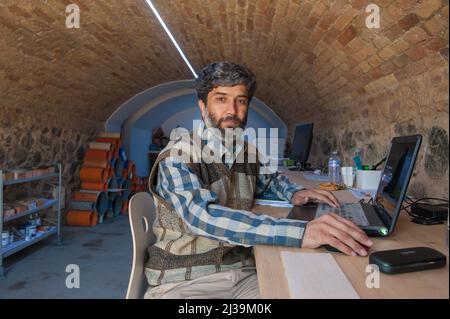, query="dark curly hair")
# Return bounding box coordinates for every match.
[195,61,257,104]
